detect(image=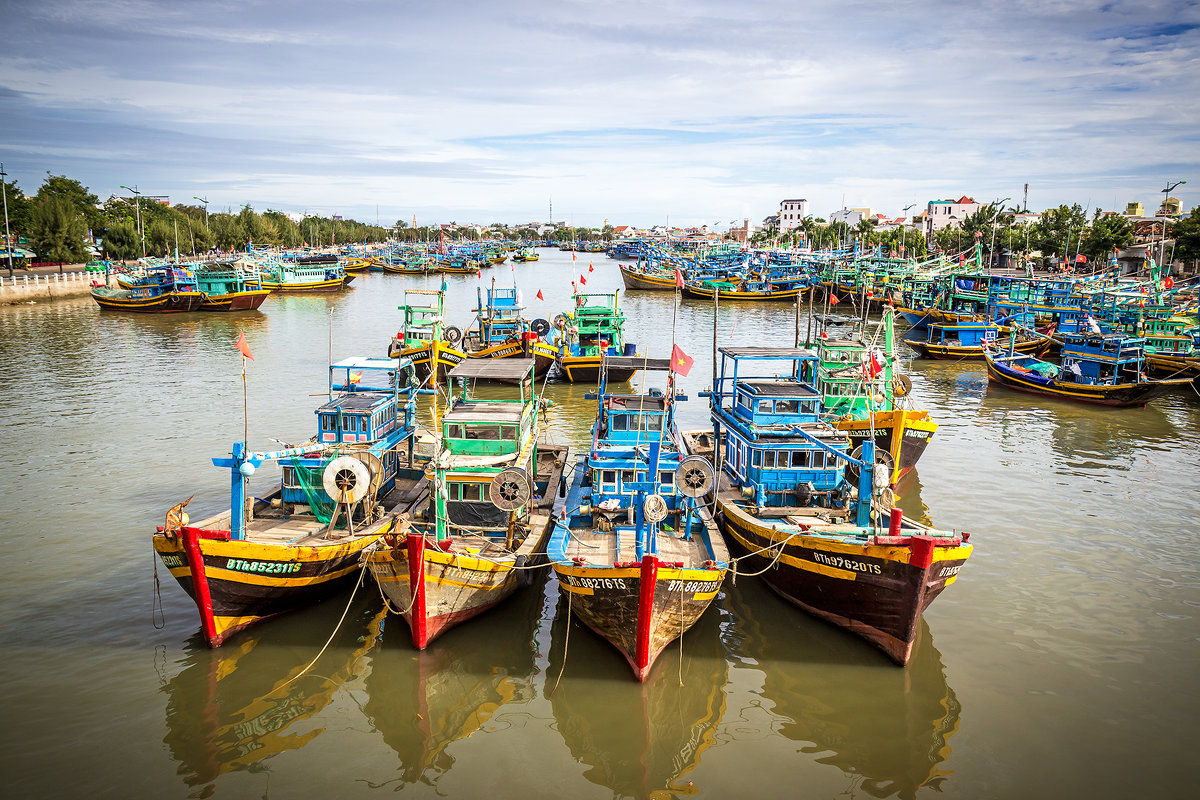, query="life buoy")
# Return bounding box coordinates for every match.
[531,318,551,336]
[443,326,462,344]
